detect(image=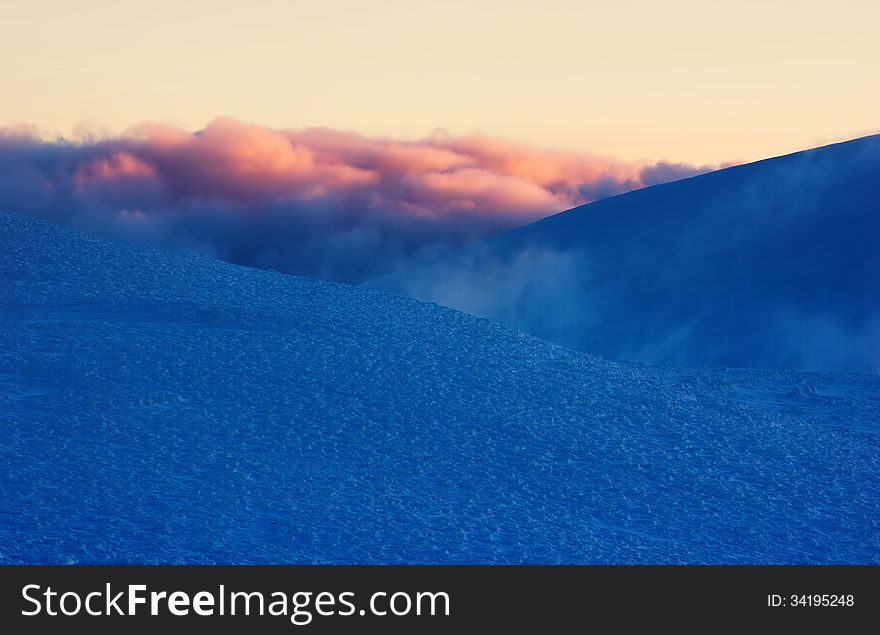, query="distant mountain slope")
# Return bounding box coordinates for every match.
[374,135,880,372]
[1,211,878,564]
